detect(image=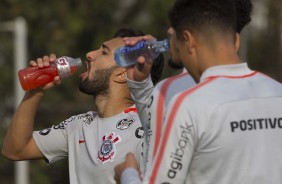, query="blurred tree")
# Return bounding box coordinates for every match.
[248,0,282,81]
